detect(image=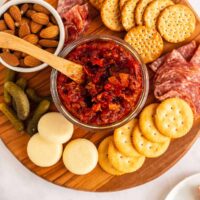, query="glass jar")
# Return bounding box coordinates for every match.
[51,35,149,131]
